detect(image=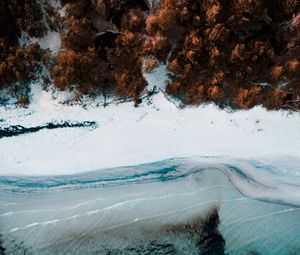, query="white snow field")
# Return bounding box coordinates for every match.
[0,80,299,176]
